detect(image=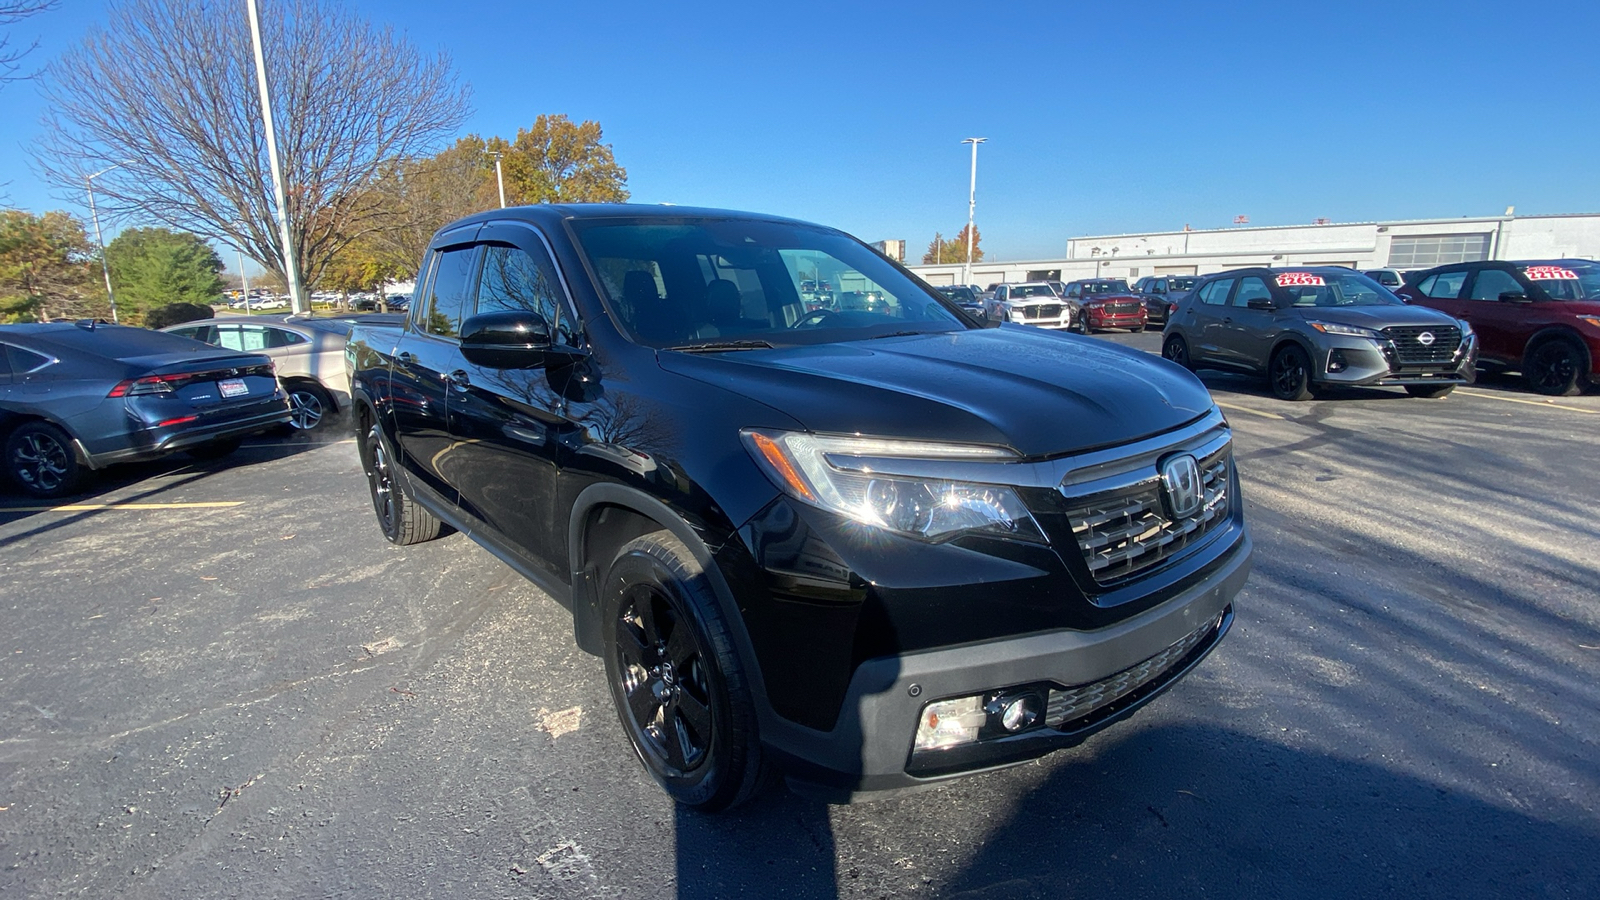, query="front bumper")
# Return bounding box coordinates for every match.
[1085,311,1147,329]
[1311,332,1478,388]
[769,529,1252,800]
